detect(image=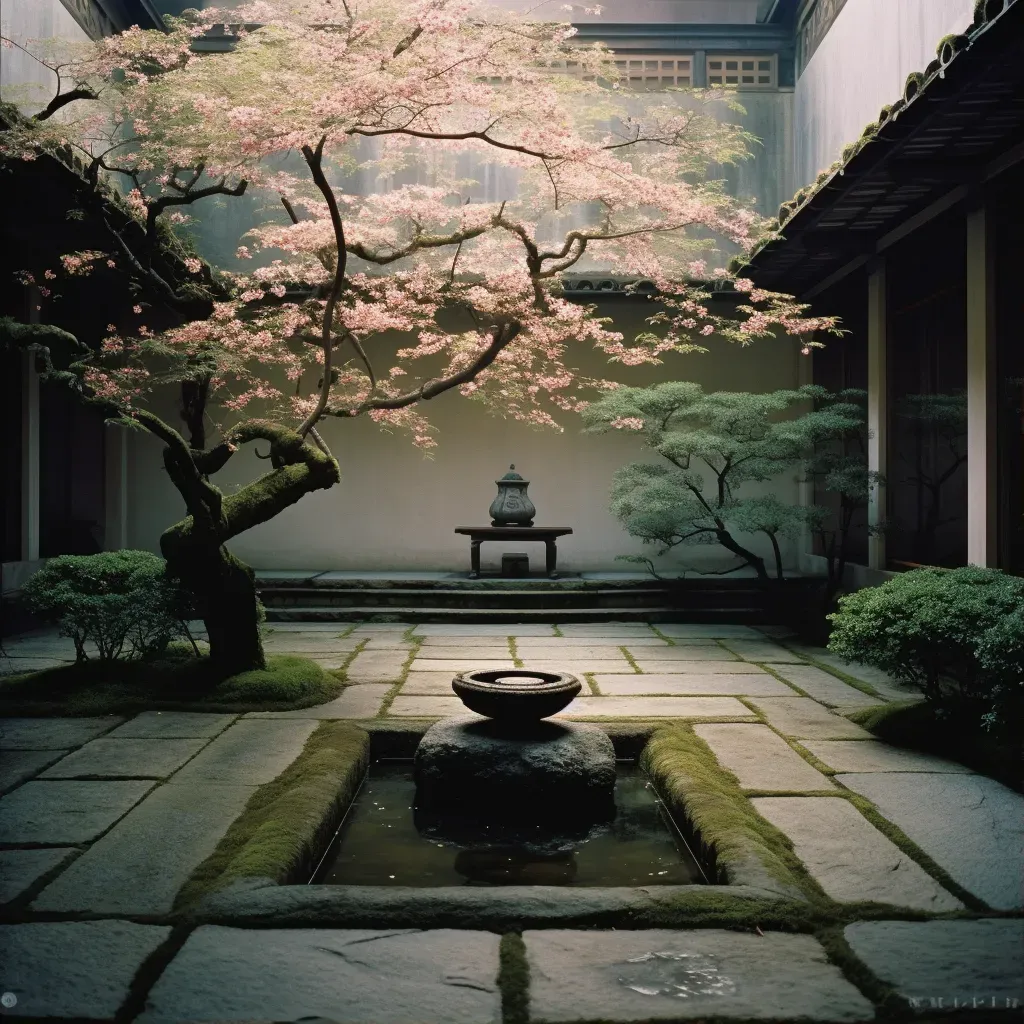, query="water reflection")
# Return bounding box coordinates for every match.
[617,951,736,999]
[313,762,704,887]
